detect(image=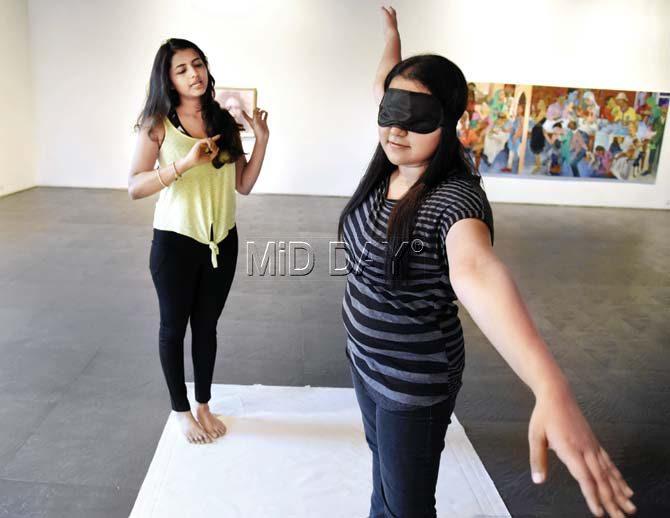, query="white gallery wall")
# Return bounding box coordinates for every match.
[1,0,35,197]
[23,0,670,208]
